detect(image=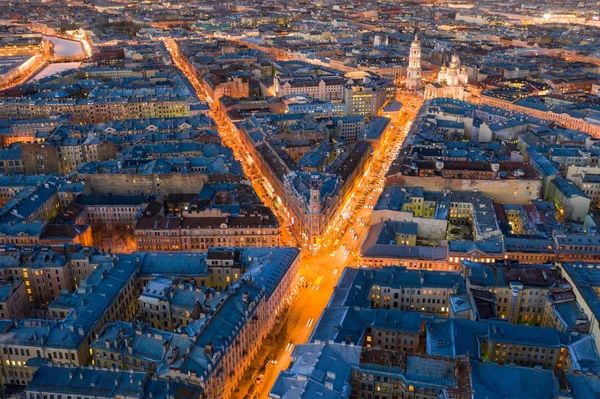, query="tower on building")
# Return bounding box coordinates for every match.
[406,33,422,91]
[309,175,322,214]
